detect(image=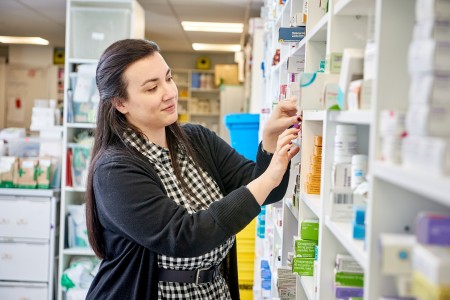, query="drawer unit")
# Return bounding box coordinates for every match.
[0,189,59,300]
[0,282,48,300]
[0,196,51,239]
[0,241,50,282]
